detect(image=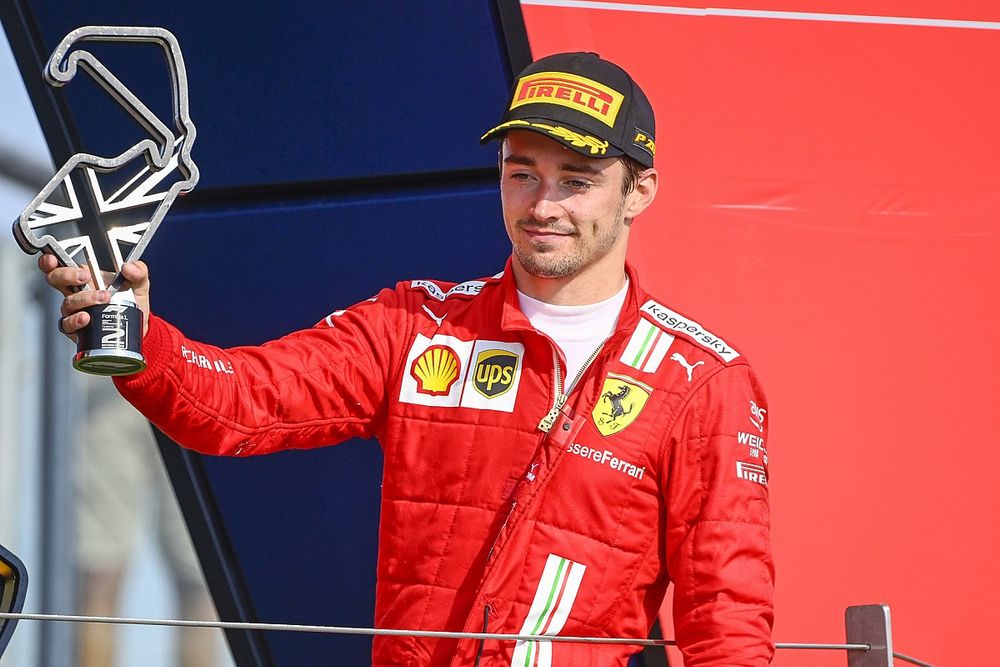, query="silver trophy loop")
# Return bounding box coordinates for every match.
[12,26,199,375]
